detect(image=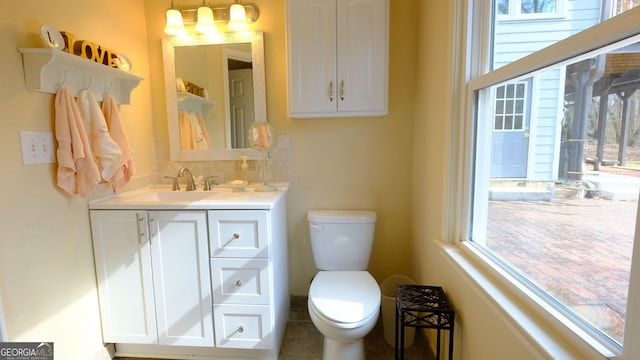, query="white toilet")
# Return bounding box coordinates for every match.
[307,210,380,360]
